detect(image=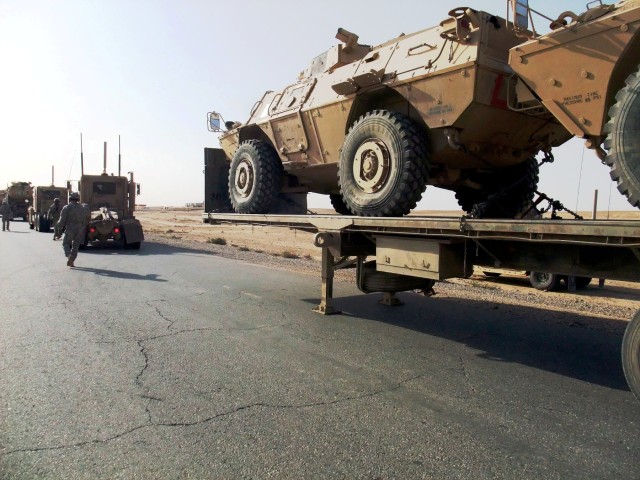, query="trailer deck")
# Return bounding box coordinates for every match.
[203,212,640,401]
